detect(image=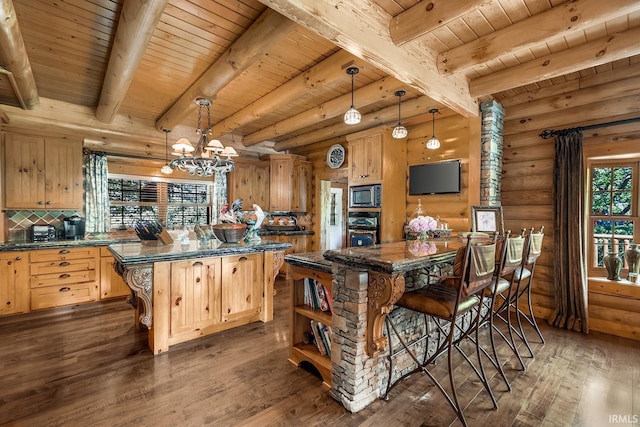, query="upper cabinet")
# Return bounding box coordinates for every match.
[348,132,383,184]
[3,133,83,210]
[264,154,312,212]
[228,159,270,210]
